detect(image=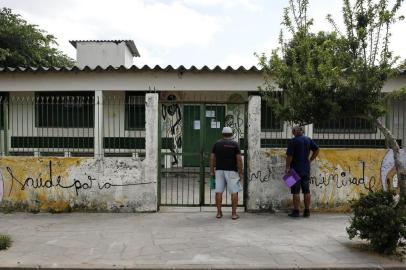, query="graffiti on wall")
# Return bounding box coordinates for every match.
[249,166,377,191]
[248,149,396,208]
[380,149,404,192]
[0,170,3,203]
[225,104,244,140]
[5,160,152,196]
[0,157,155,212]
[161,94,182,165]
